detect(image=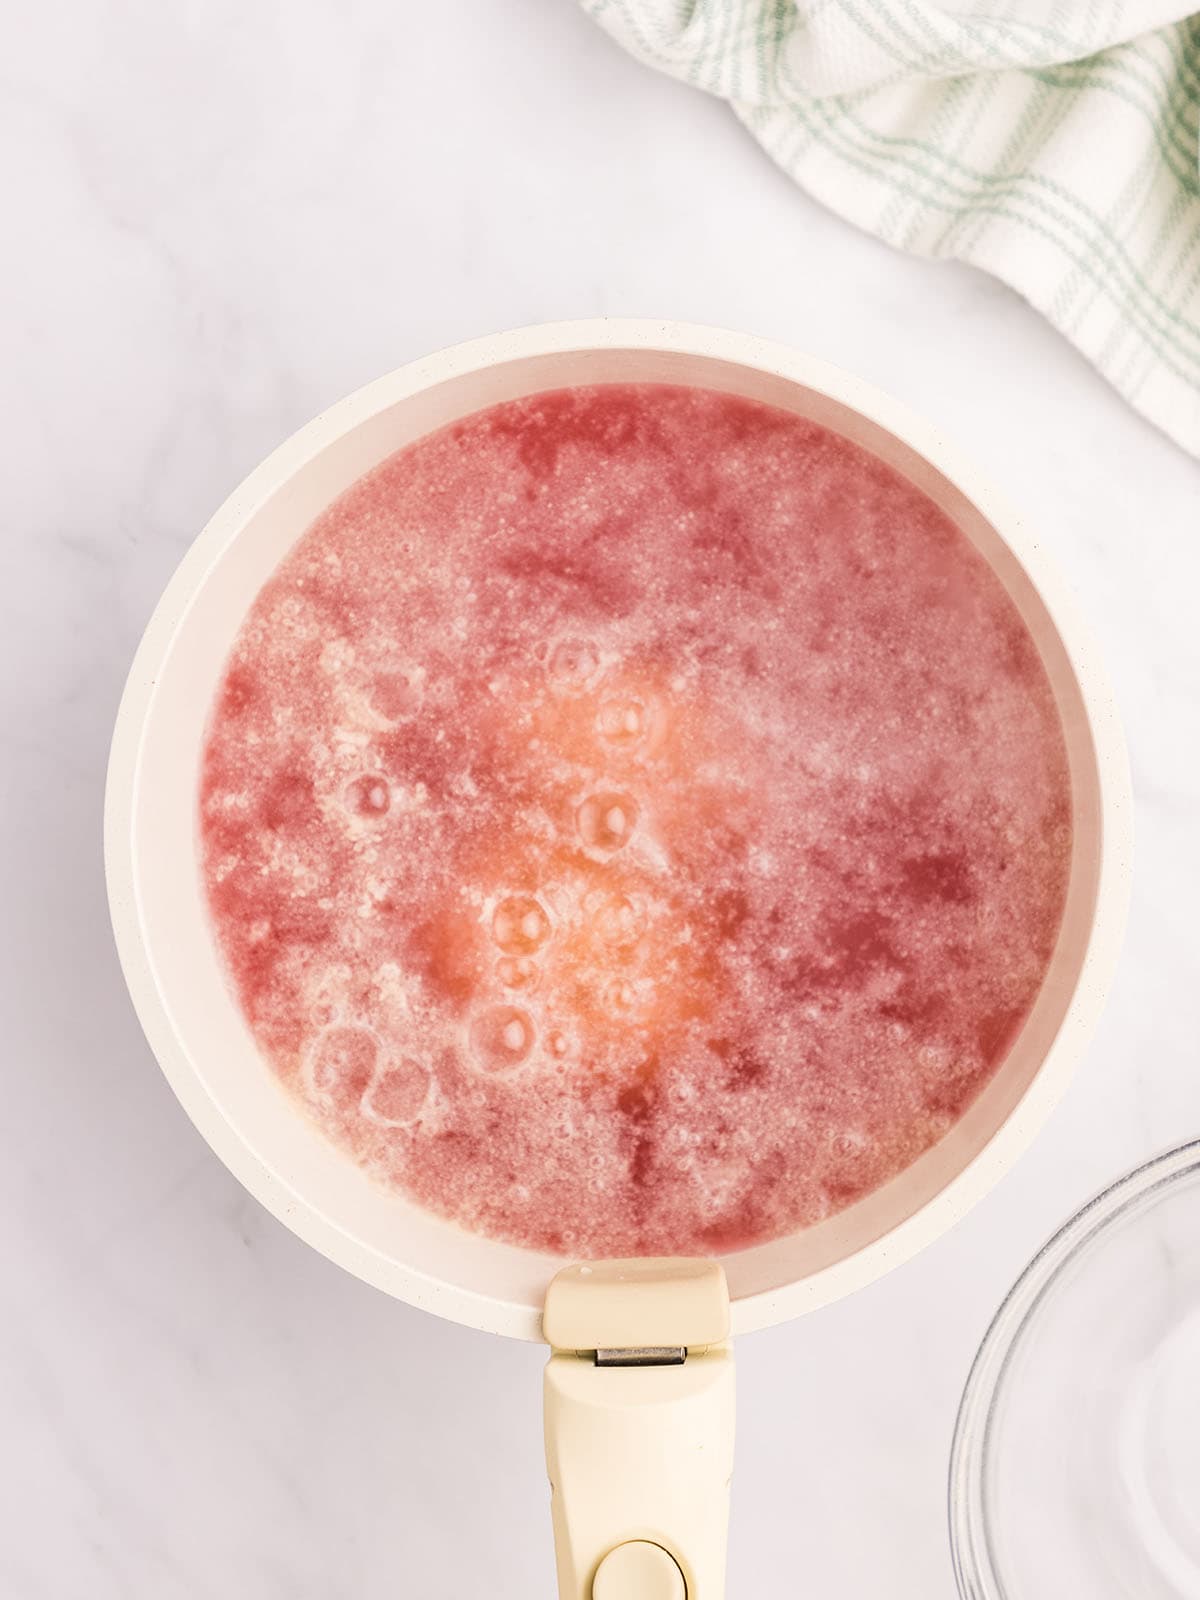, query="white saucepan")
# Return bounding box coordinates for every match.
[105,321,1131,1600]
